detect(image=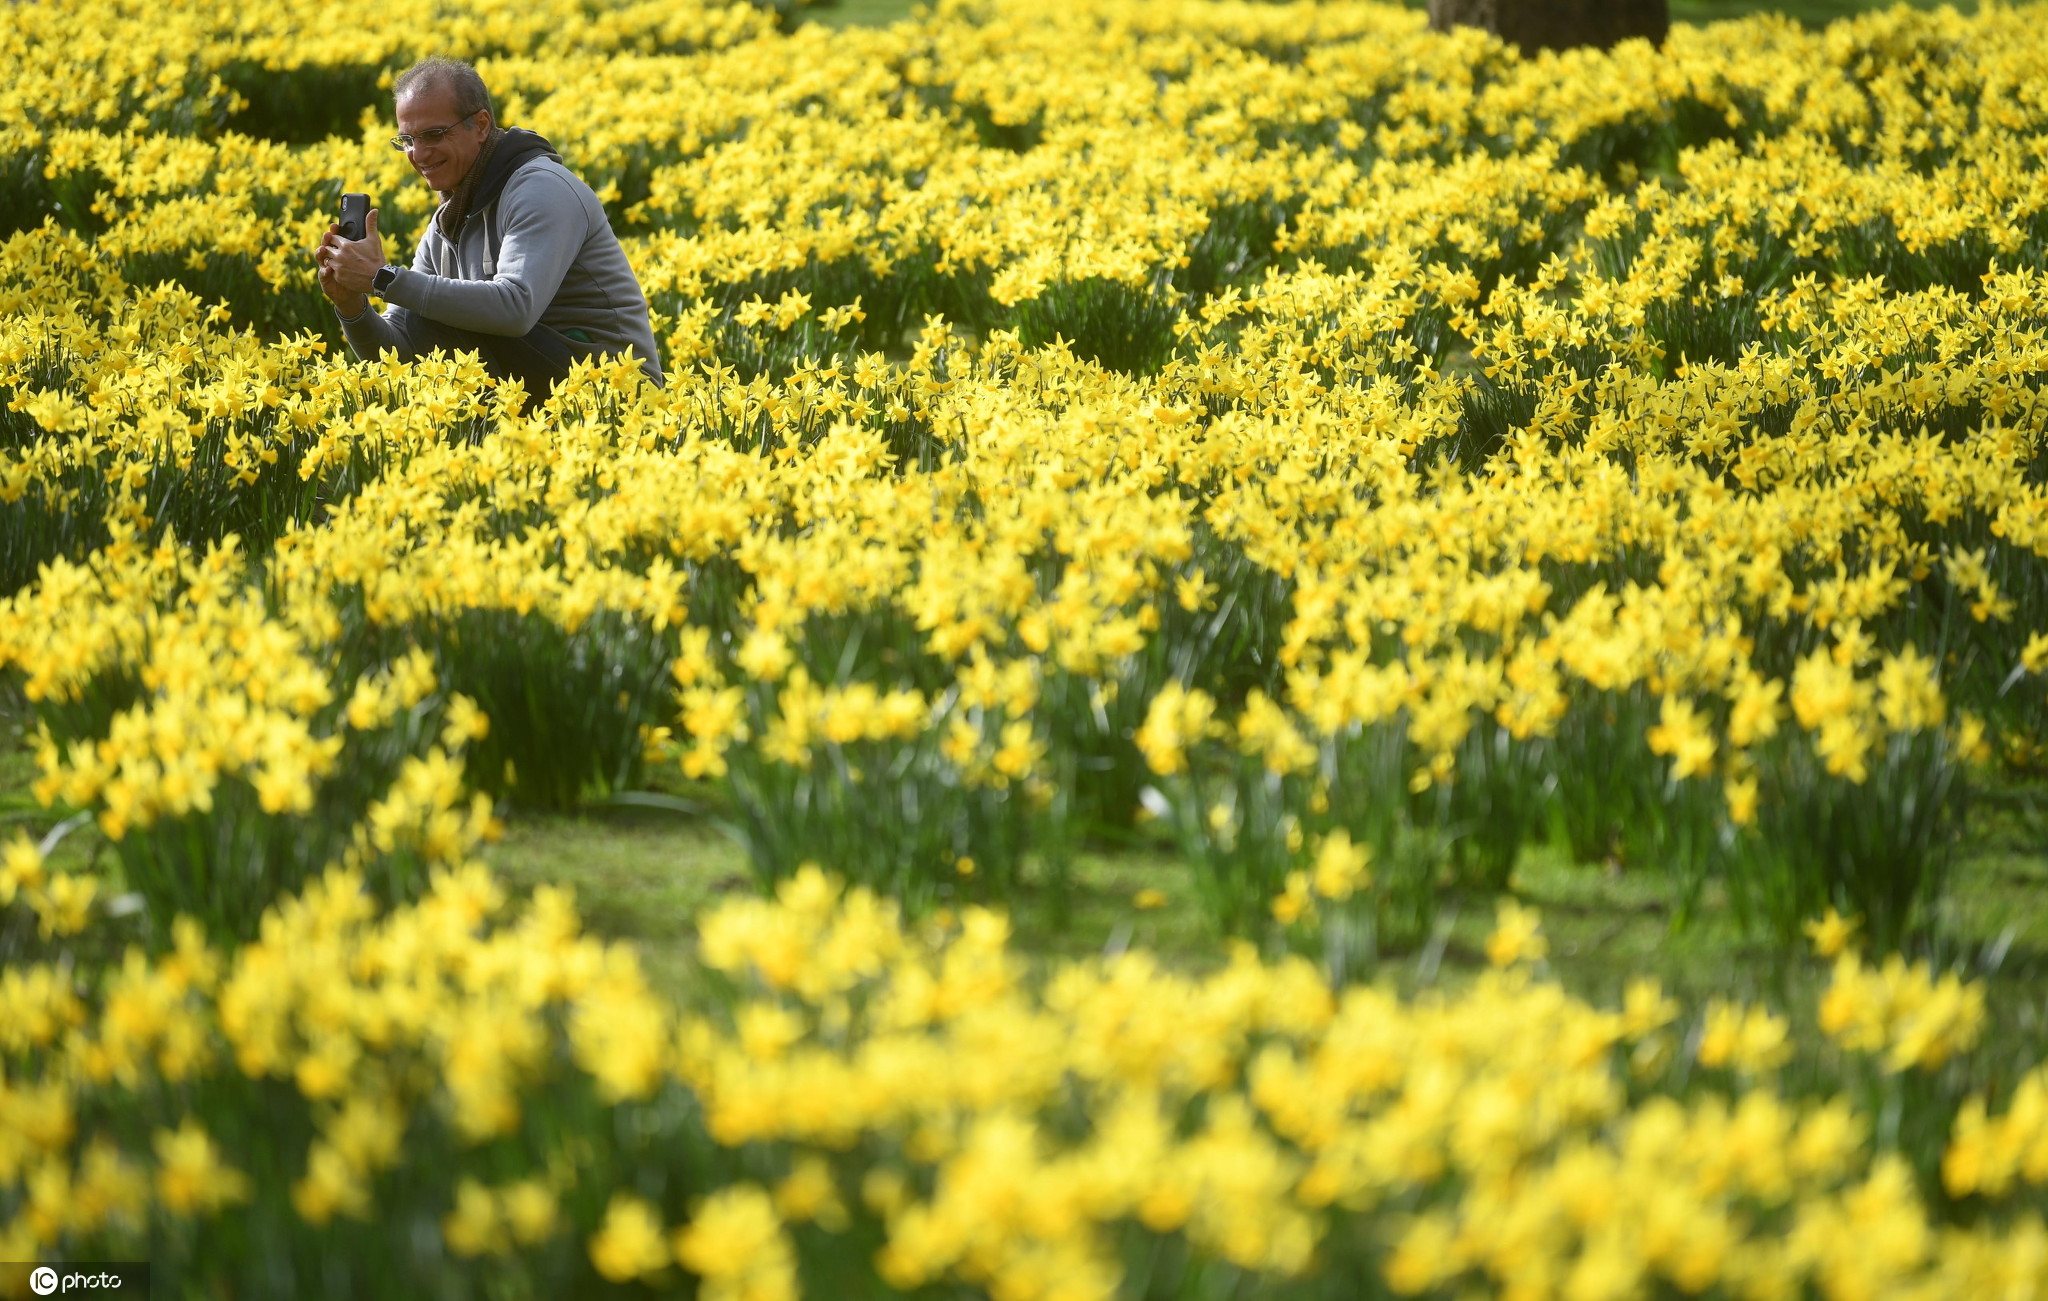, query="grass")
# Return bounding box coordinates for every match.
[483,807,751,998]
[5,690,2042,1018]
[801,0,926,28]
[462,767,2048,1123]
[480,796,1215,1003]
